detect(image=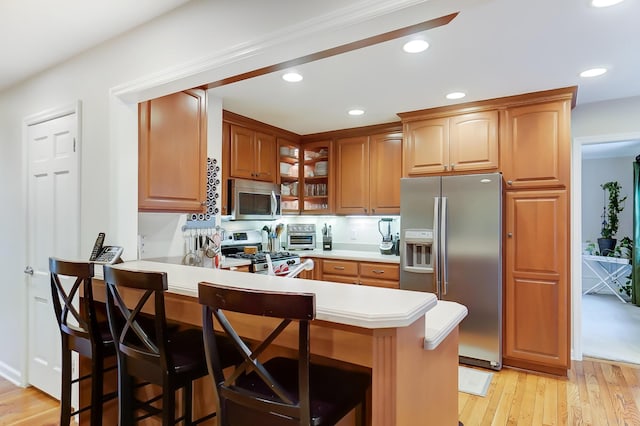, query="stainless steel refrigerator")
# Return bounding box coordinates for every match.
[400,173,502,370]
